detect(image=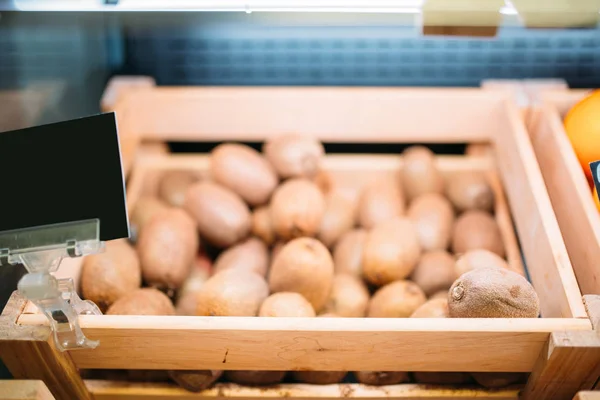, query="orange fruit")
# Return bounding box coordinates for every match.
[564,90,600,182]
